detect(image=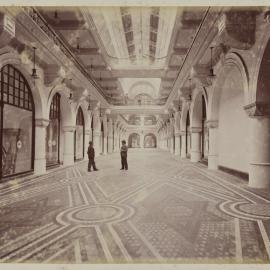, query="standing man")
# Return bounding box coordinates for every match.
[87,141,98,172]
[120,140,128,170]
